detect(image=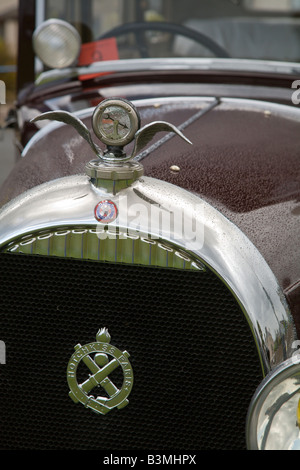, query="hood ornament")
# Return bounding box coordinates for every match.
[67,327,134,415]
[31,97,192,189]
